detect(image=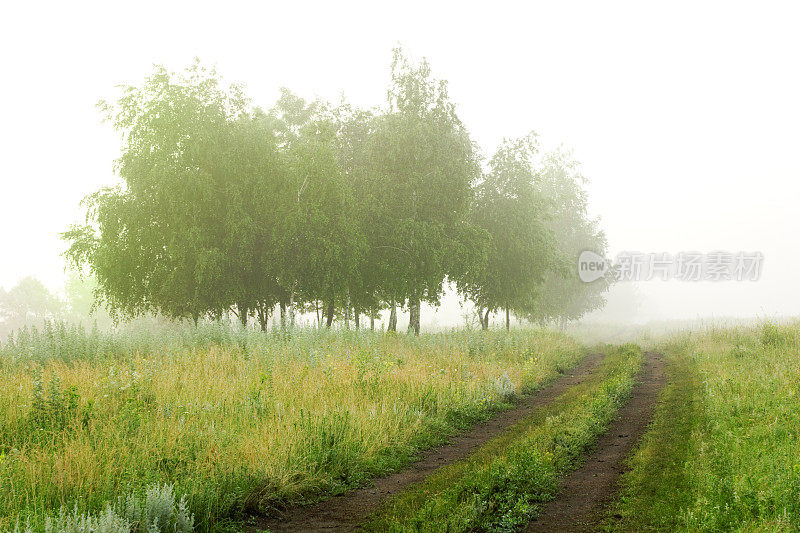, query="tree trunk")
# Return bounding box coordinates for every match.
[316,301,321,329]
[325,299,335,328]
[505,307,510,331]
[237,303,248,328]
[370,308,375,331]
[483,308,490,331]
[388,299,397,332]
[289,291,296,328]
[256,304,269,332]
[408,298,420,336]
[279,300,286,329]
[354,307,360,330]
